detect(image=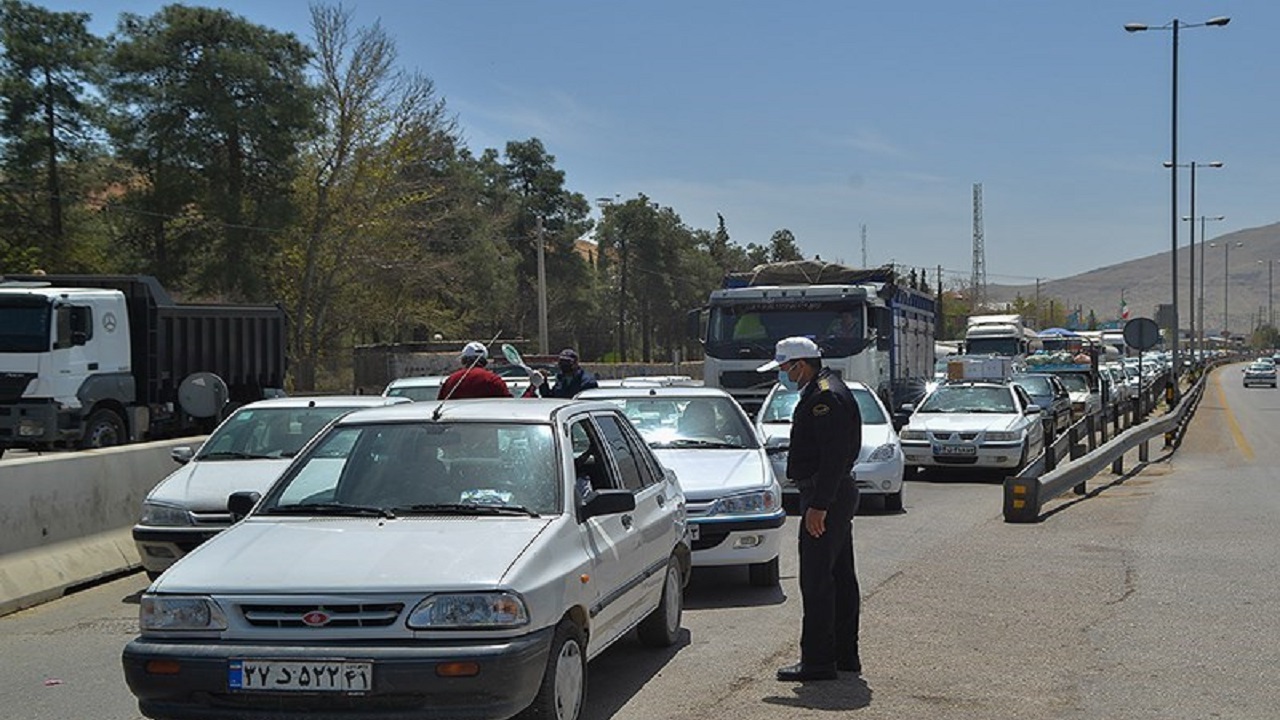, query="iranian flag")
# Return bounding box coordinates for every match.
[1120,296,1131,320]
